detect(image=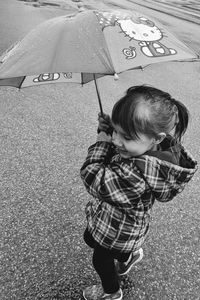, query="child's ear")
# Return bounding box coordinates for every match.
[154,133,166,144]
